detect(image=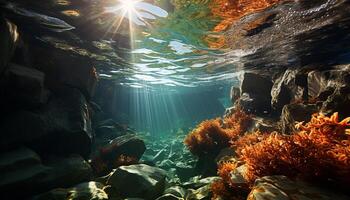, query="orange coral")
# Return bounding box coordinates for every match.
[184,109,252,156]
